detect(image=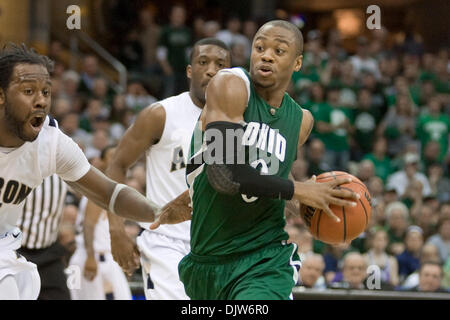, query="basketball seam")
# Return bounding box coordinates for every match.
[359,198,369,229]
[316,210,322,239]
[342,205,347,243]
